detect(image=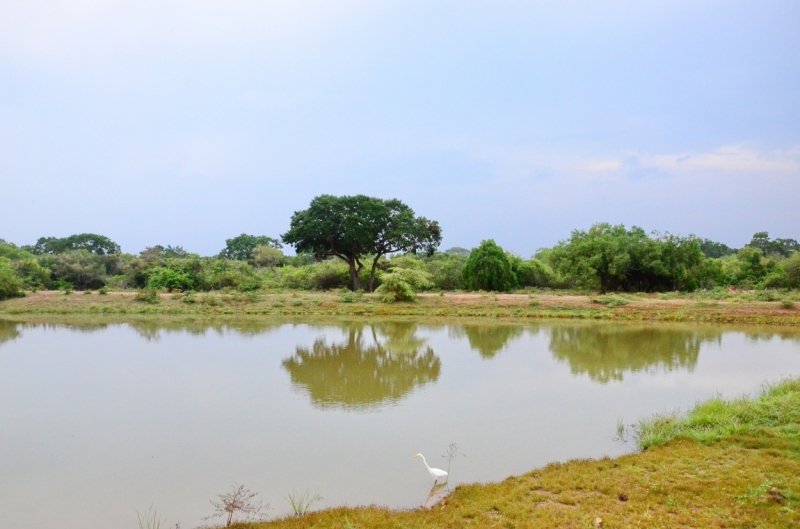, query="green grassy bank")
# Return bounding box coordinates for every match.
[2,289,800,325]
[220,378,800,529]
